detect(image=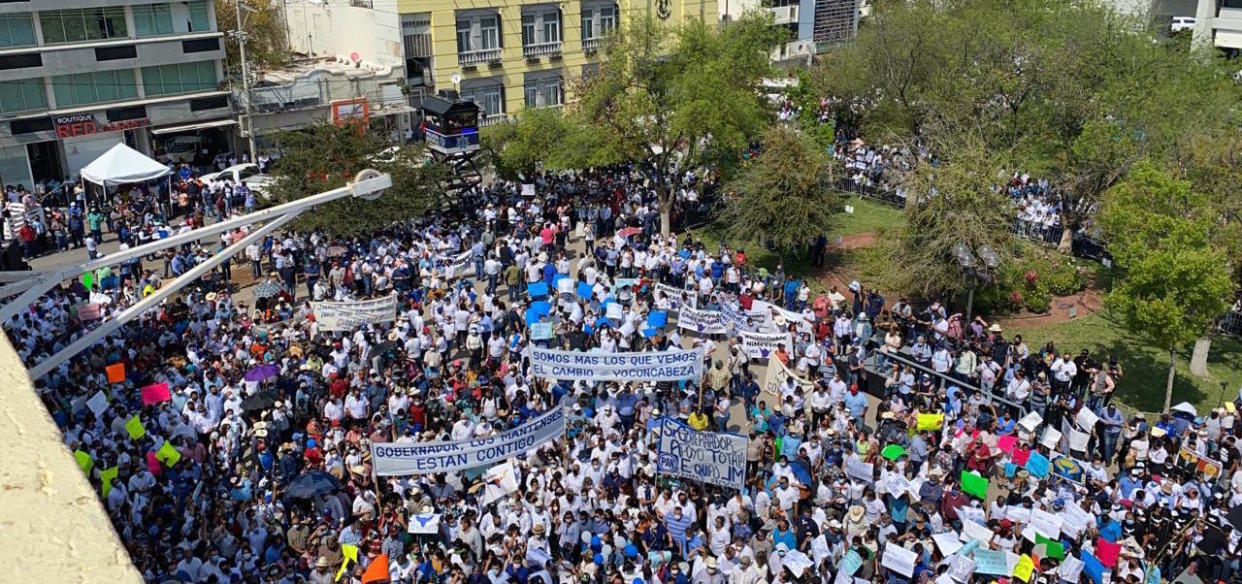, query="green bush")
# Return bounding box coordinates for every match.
[975,250,1089,315]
